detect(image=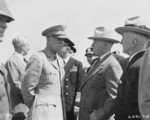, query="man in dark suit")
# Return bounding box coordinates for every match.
[79,26,123,120]
[0,0,14,119]
[5,36,30,120]
[58,39,85,120]
[115,16,150,120]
